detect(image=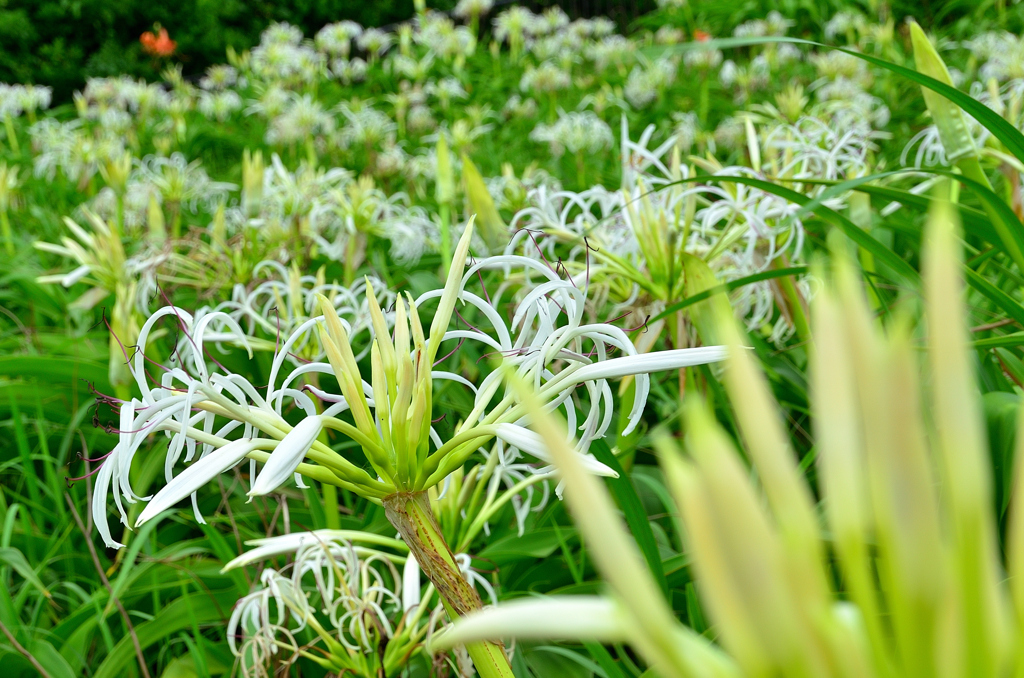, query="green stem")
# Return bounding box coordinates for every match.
[0,209,12,256]
[4,115,19,156]
[343,235,358,286]
[382,492,514,678]
[440,201,452,270]
[775,259,810,342]
[322,484,340,529]
[699,75,710,126]
[169,202,182,240]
